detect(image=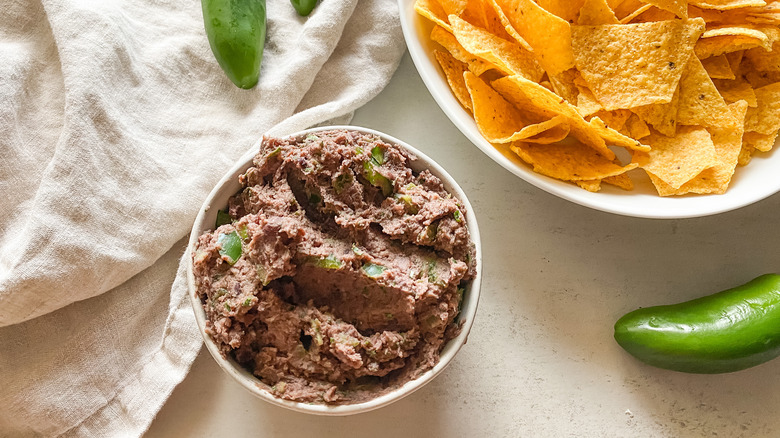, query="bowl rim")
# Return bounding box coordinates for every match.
[186,125,483,416]
[398,0,780,219]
